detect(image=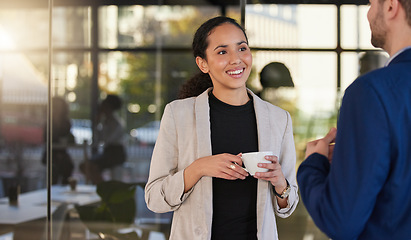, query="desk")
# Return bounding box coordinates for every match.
[0,185,99,230]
